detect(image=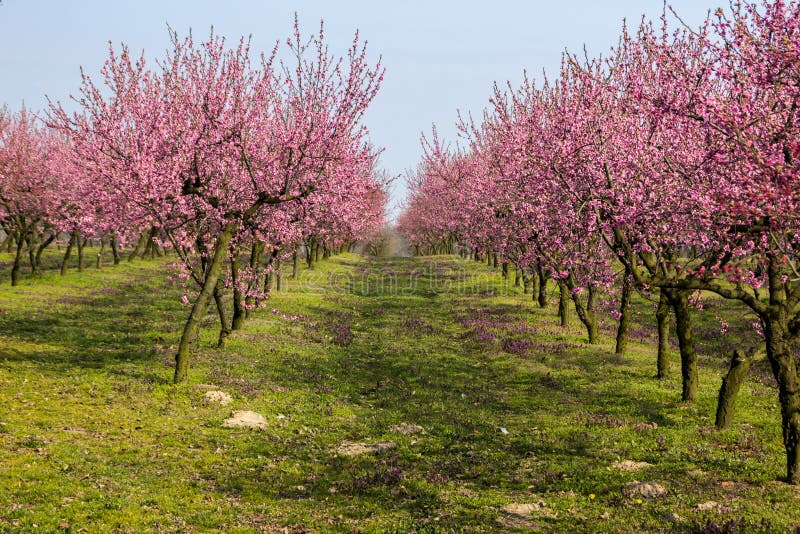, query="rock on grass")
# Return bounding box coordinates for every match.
[389,423,424,435]
[612,460,653,472]
[624,481,667,498]
[222,410,268,429]
[335,441,396,456]
[203,391,232,405]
